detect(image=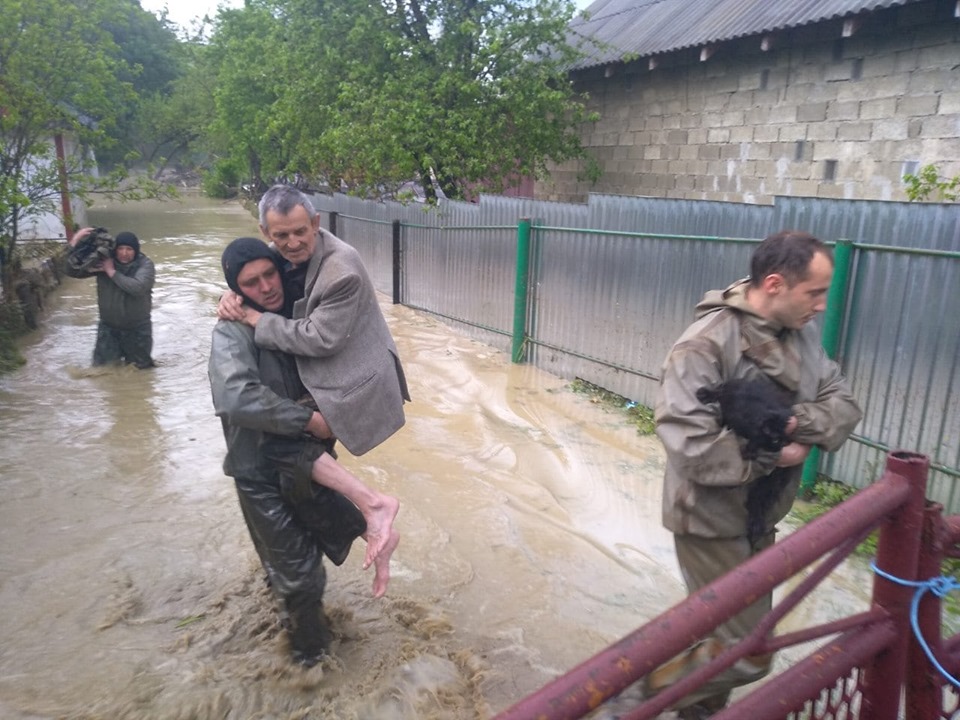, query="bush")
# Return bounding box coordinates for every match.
[903,164,960,202]
[201,159,244,199]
